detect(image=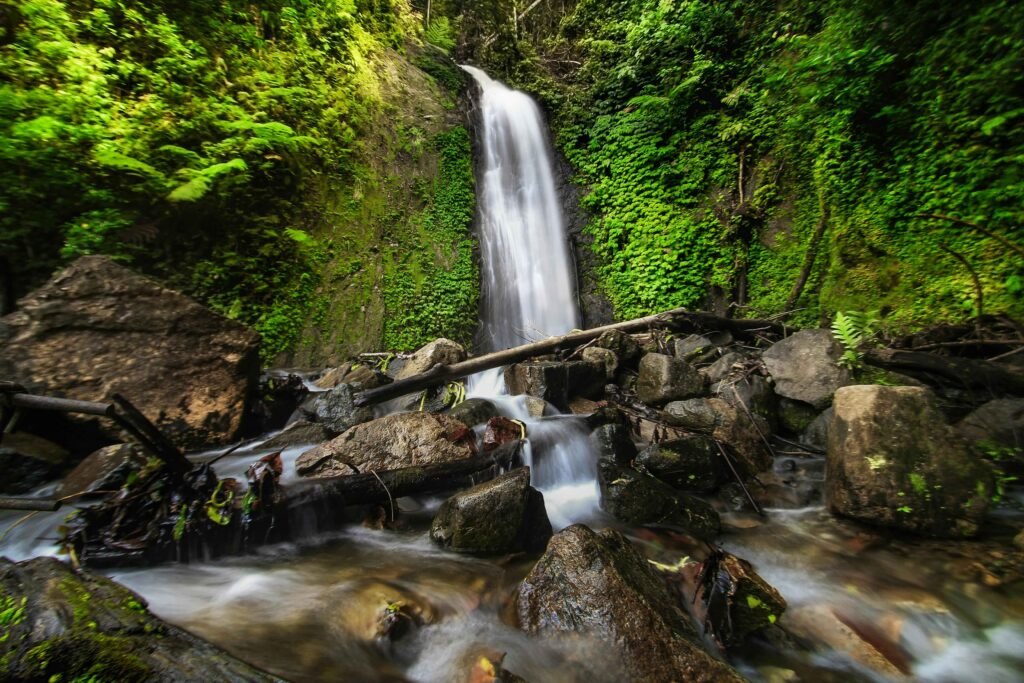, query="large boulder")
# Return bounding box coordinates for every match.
[599,460,720,540]
[395,338,466,380]
[589,423,637,466]
[762,329,851,410]
[827,385,994,537]
[295,412,476,478]
[636,436,725,492]
[0,557,277,682]
[516,525,743,682]
[430,467,551,554]
[0,256,259,447]
[636,353,705,406]
[662,398,772,476]
[310,382,374,434]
